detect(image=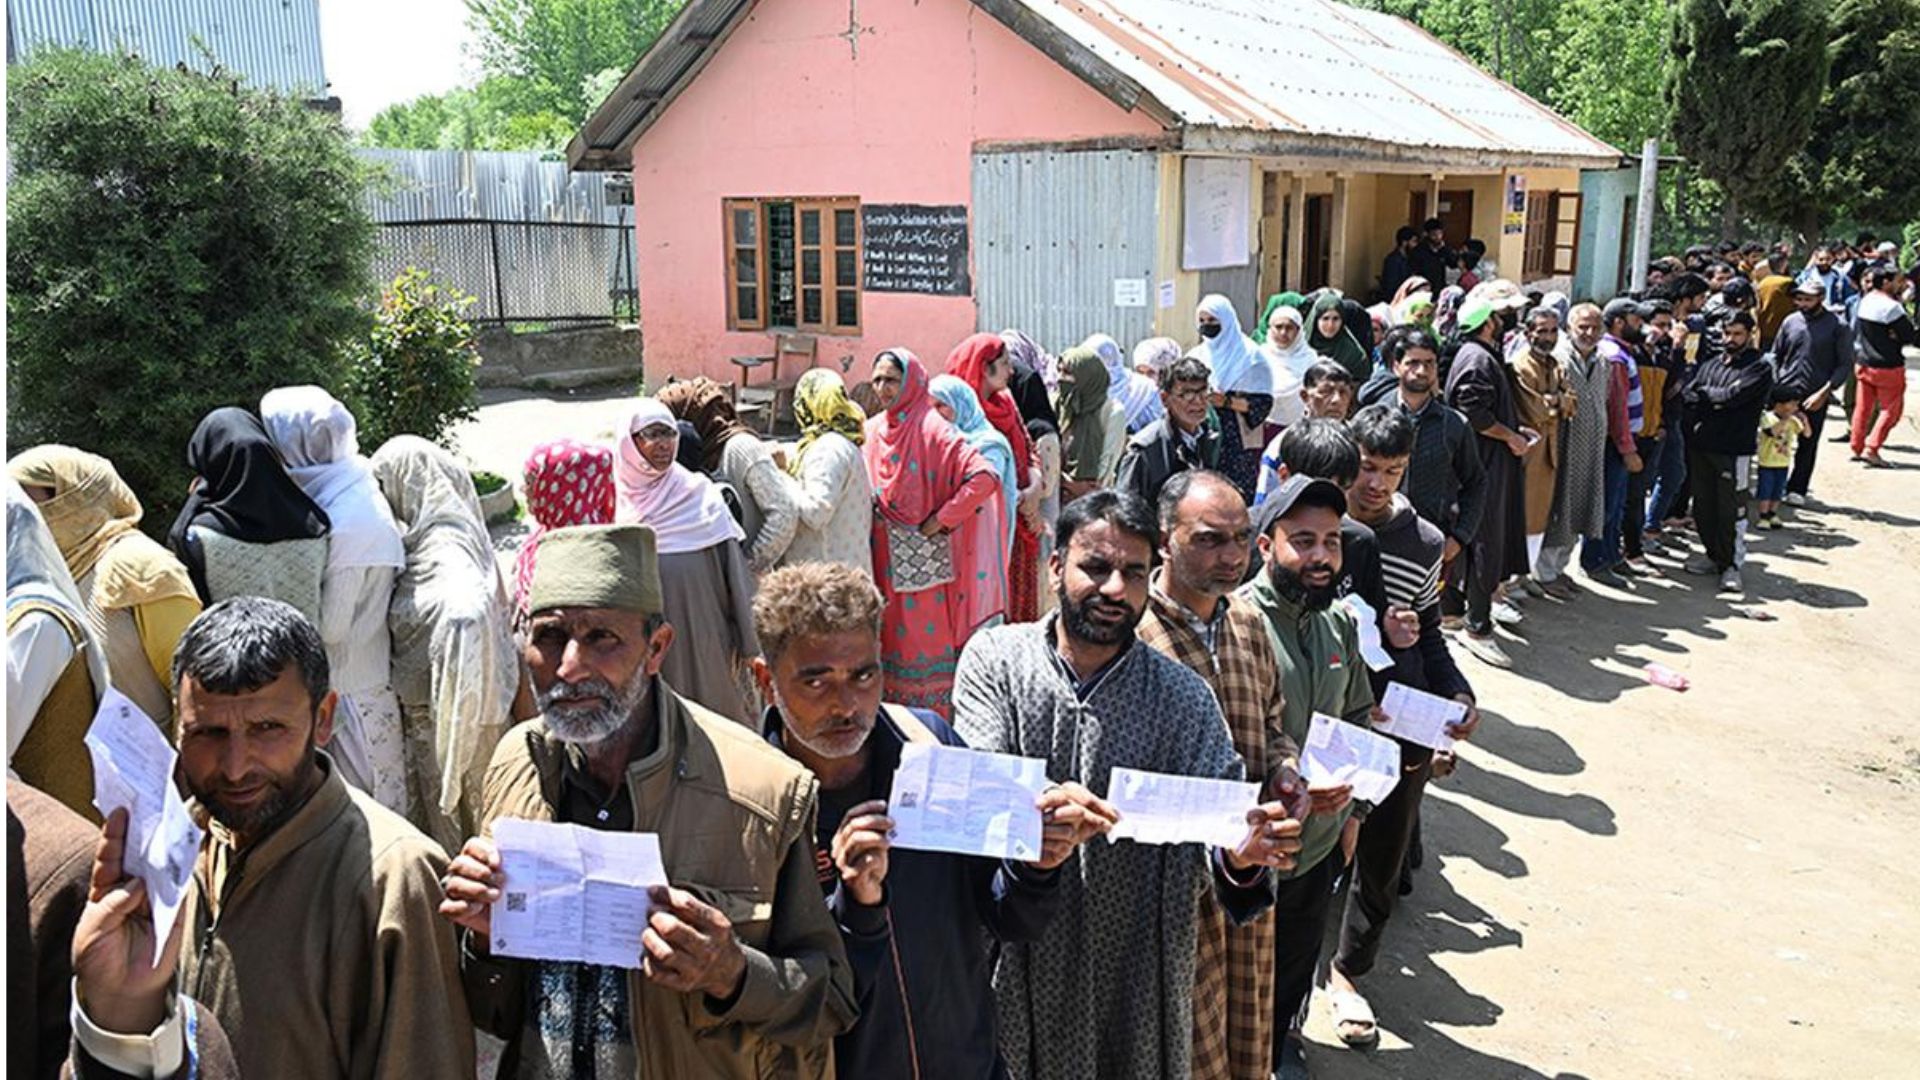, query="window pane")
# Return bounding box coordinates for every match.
[735,249,758,284]
[732,207,757,245]
[802,249,822,286]
[835,208,856,247]
[803,289,822,325]
[835,249,856,286]
[835,289,858,328]
[801,209,821,246]
[736,287,758,321]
